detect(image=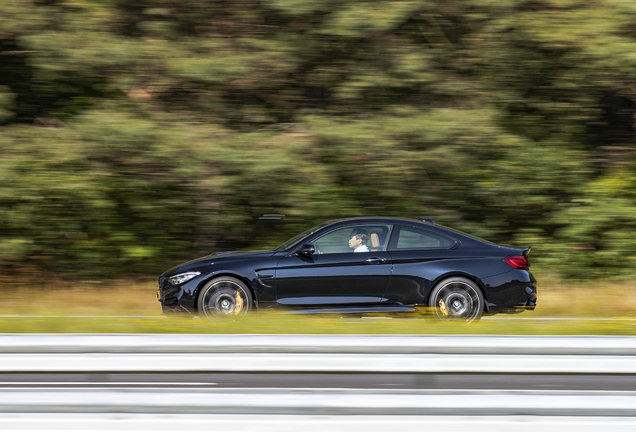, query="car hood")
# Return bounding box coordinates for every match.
[161,250,276,276]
